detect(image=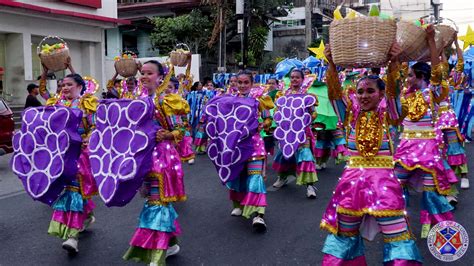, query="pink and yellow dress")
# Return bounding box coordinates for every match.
[123,92,187,265]
[393,63,457,237]
[320,66,422,265]
[40,85,99,240]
